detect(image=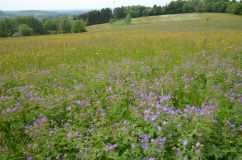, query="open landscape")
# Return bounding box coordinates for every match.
[0,12,242,159]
